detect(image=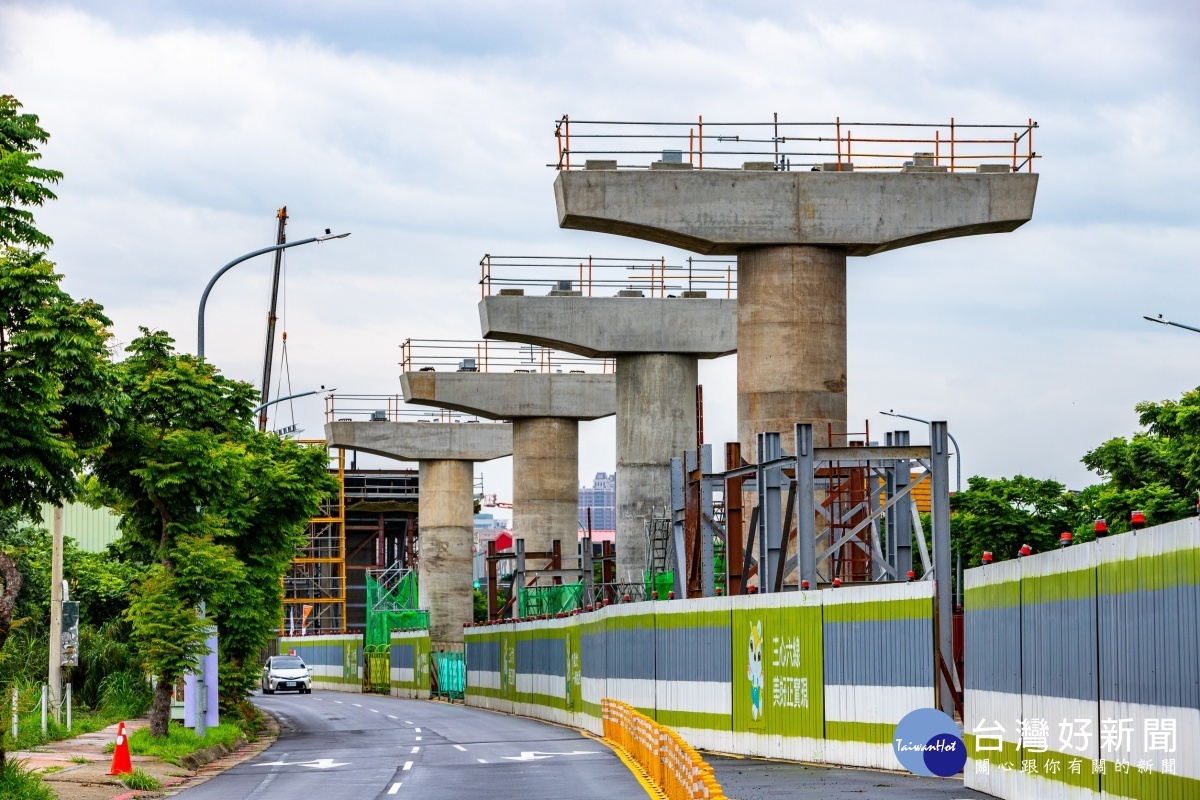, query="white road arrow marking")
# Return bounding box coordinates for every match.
[251,758,350,769]
[500,750,599,762]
